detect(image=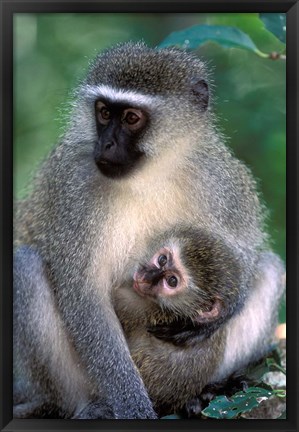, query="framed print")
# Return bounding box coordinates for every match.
[1,1,298,432]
